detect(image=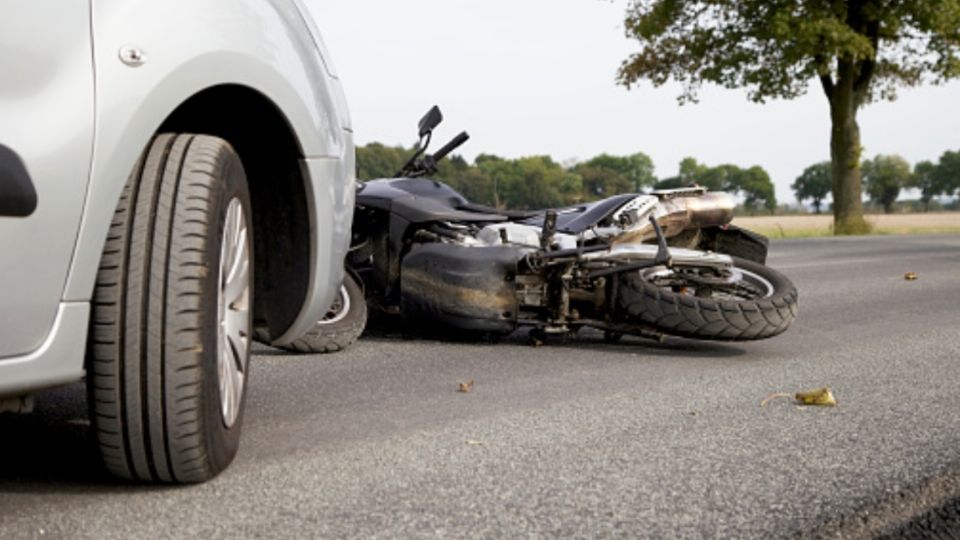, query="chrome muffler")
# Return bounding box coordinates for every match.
[613,190,736,244]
